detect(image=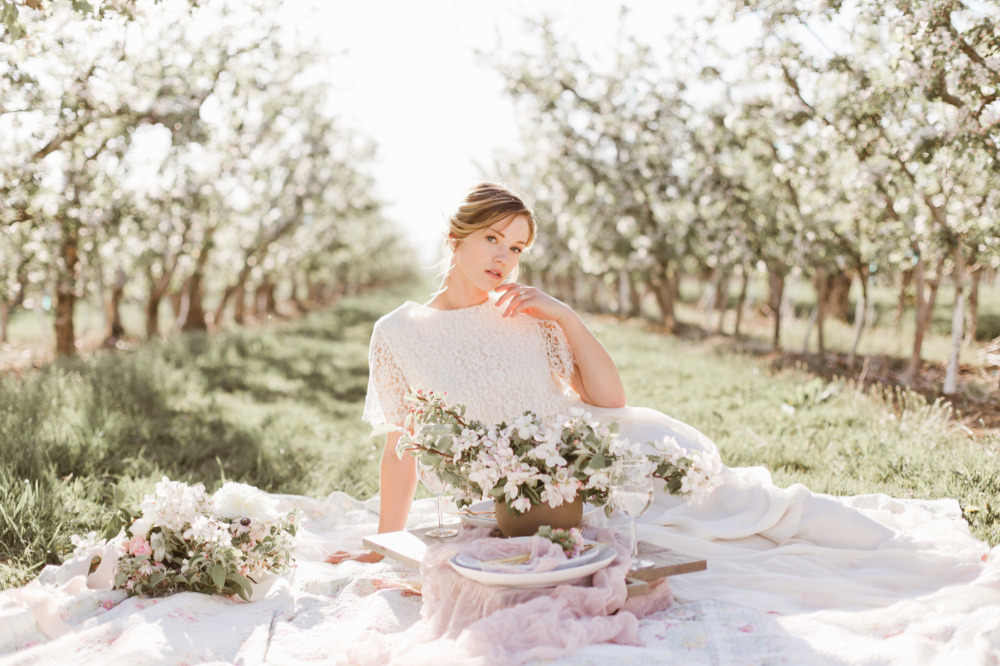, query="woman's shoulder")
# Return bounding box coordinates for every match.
[373,301,422,333]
